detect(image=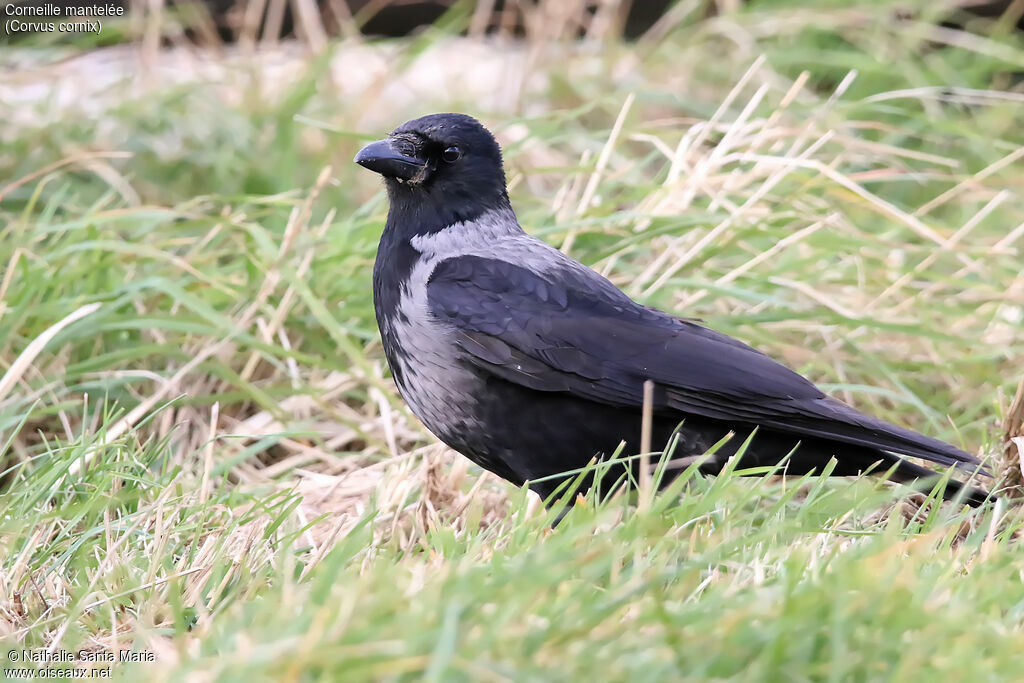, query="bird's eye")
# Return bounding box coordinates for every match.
[442,146,463,163]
